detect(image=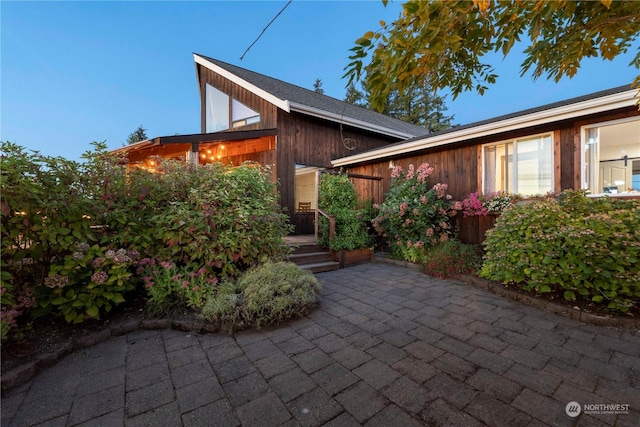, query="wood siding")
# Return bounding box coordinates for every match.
[276,110,403,223]
[197,65,279,132]
[345,106,640,244]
